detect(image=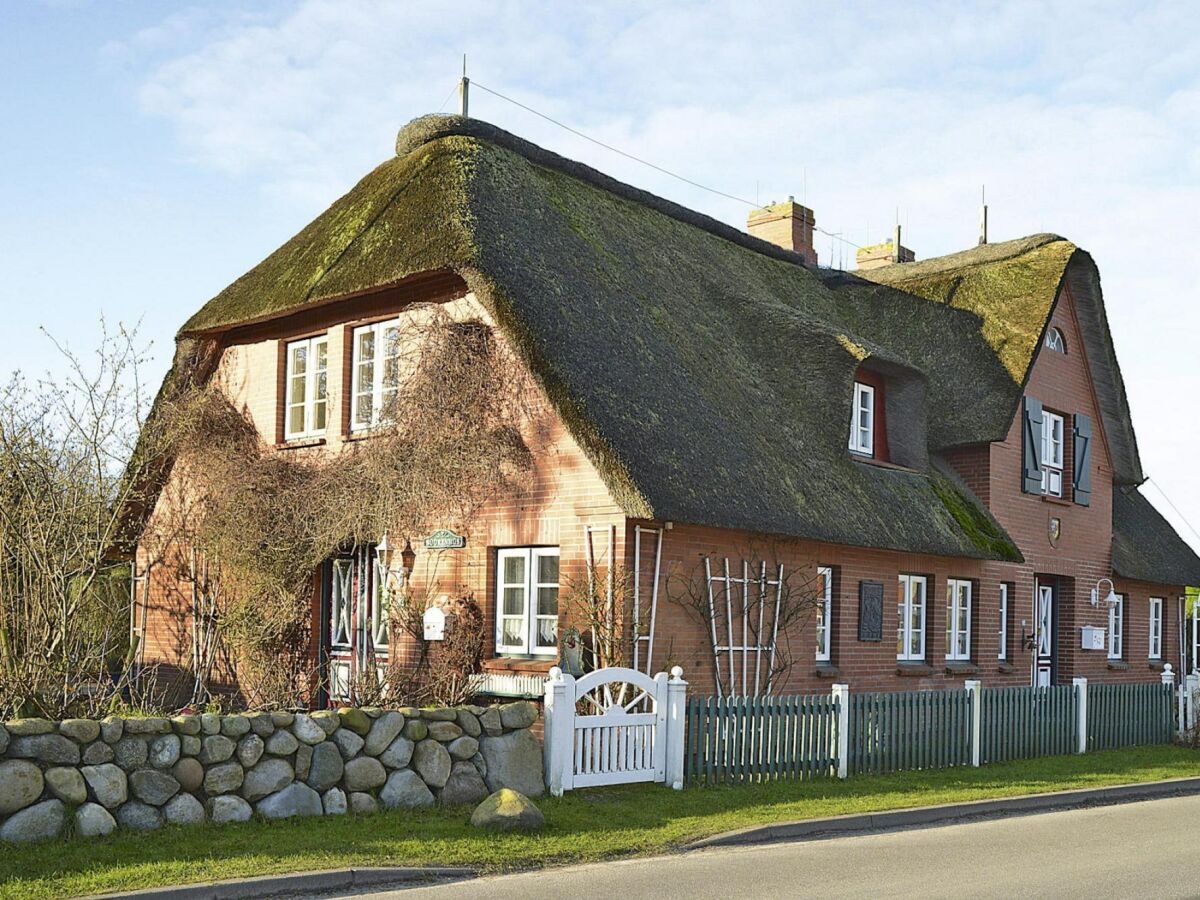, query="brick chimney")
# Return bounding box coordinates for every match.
[747,197,818,267]
[856,226,915,271]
